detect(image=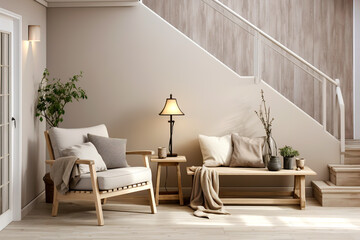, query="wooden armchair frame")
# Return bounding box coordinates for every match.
[44,131,157,226]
